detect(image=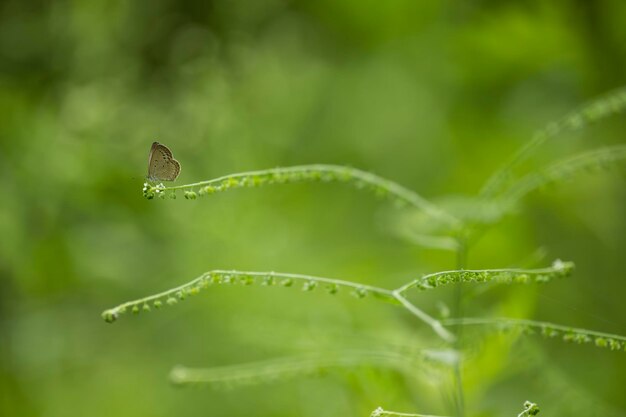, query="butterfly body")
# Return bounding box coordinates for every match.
[147,142,181,182]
